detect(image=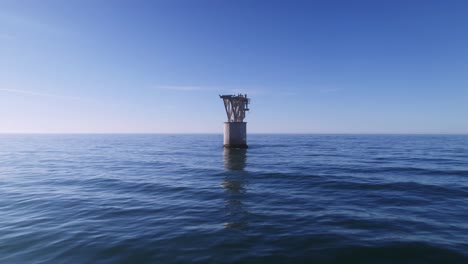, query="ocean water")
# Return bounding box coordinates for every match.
[0,134,467,263]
